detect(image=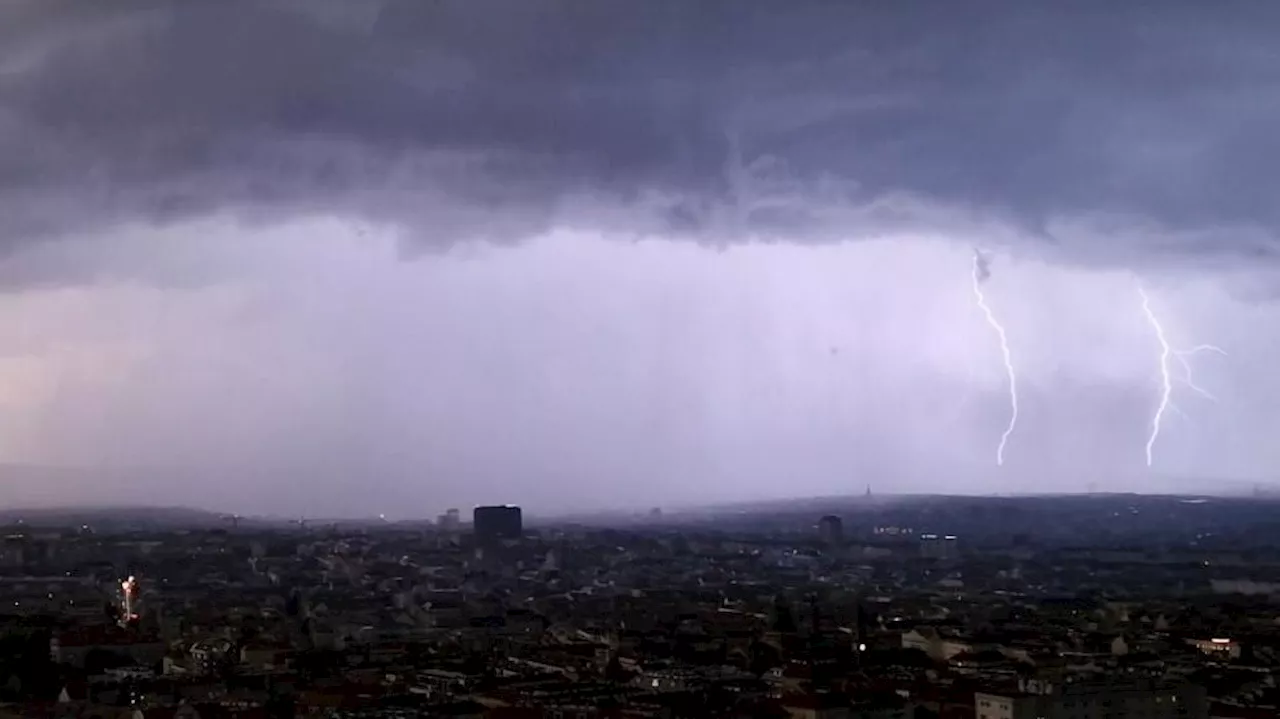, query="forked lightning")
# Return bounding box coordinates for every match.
[1138,286,1227,467]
